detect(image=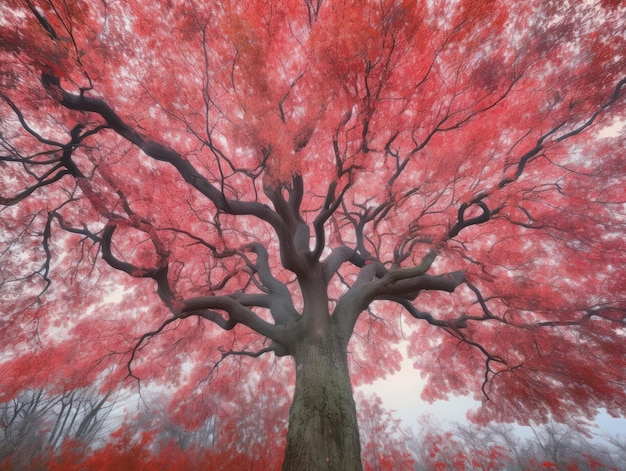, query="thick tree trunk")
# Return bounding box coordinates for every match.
[282,335,362,471]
